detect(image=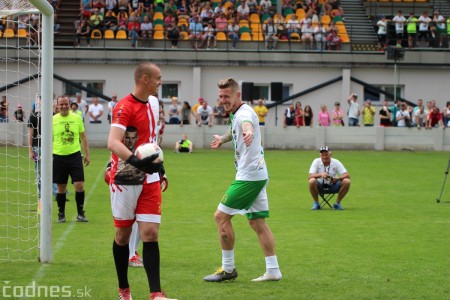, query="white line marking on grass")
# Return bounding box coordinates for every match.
[30,169,103,284]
